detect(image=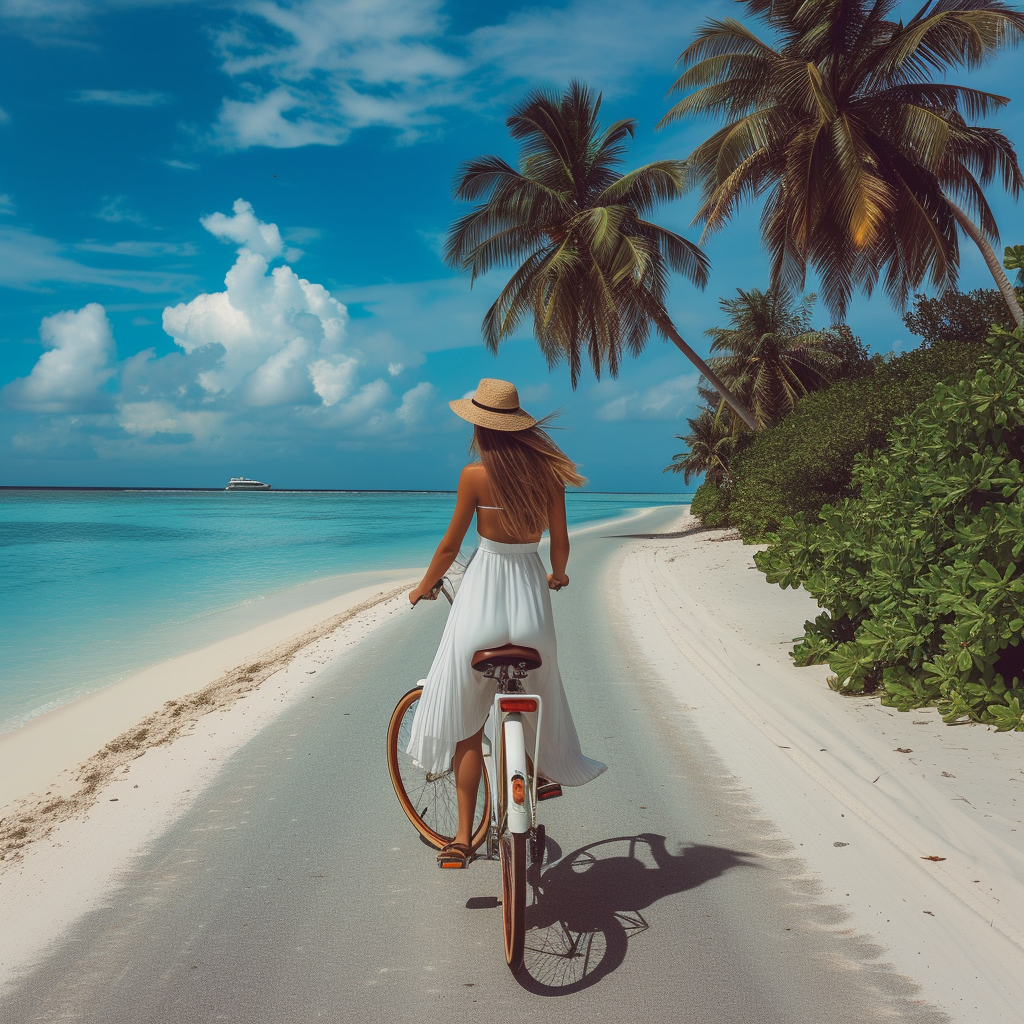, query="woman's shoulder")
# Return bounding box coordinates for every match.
[460,462,487,482]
